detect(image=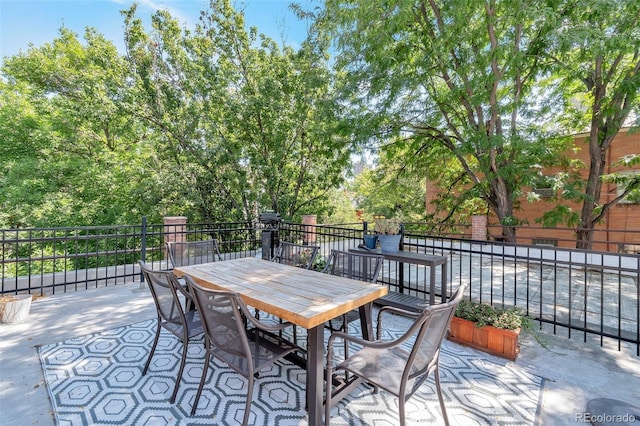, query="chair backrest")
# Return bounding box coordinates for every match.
[323,249,384,283]
[272,241,320,269]
[138,260,187,326]
[185,276,254,376]
[167,239,222,268]
[403,283,467,382]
